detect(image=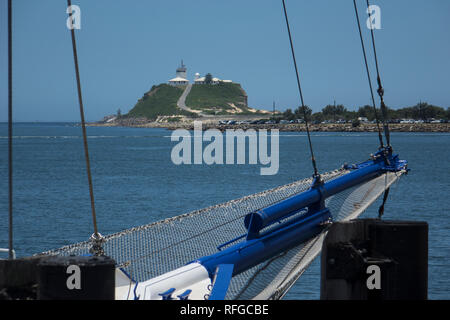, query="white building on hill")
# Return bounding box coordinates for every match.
[168,60,189,85]
[194,72,232,85]
[168,61,233,85]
